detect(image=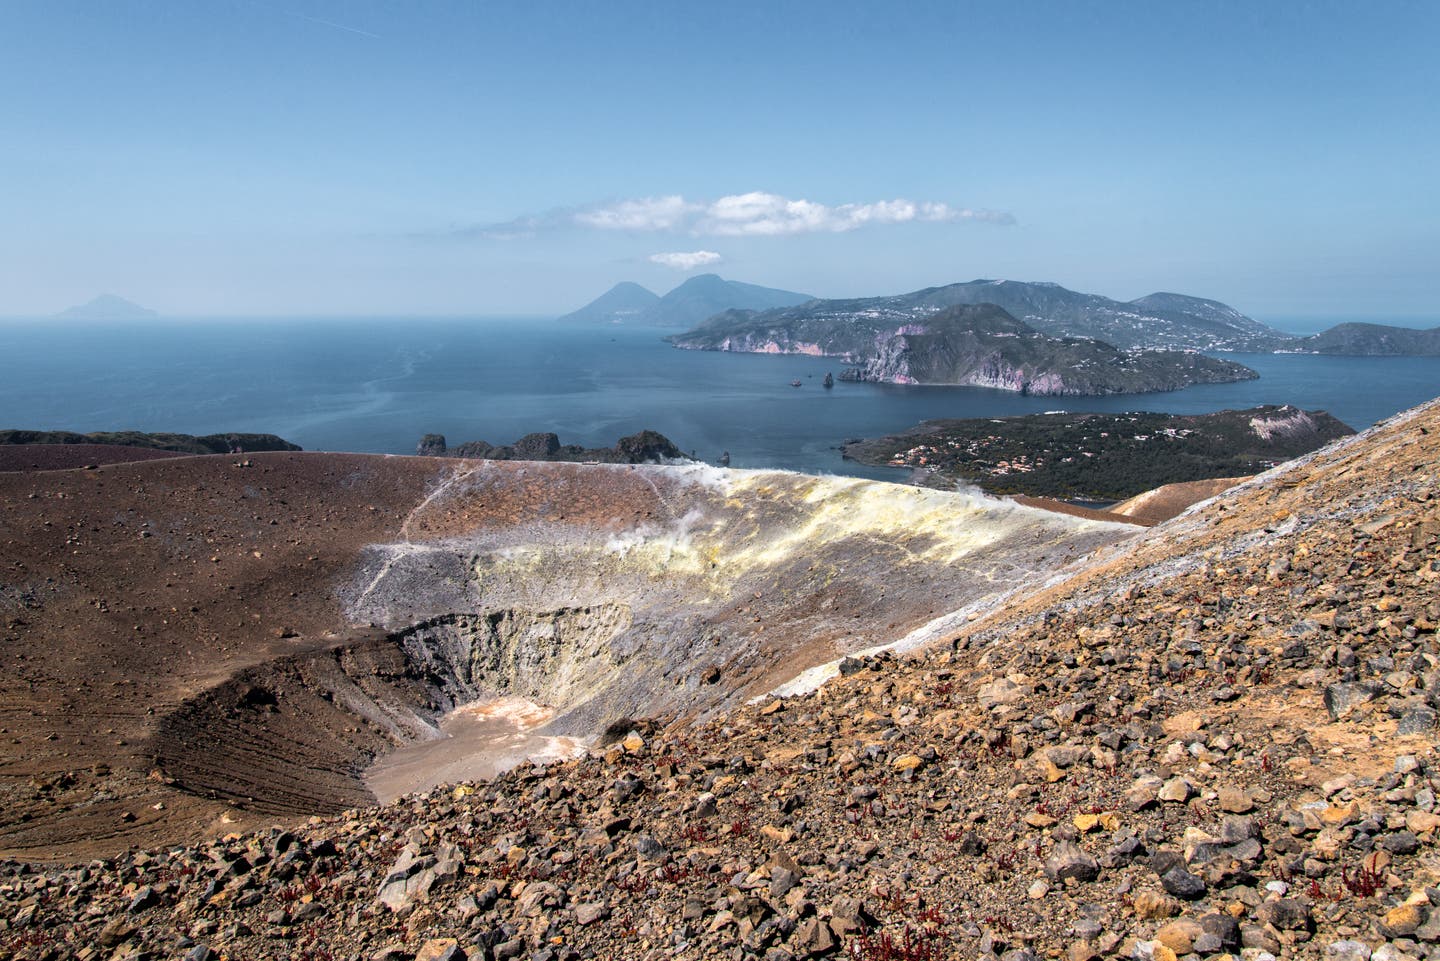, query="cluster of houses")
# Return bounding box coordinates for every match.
[886,436,1050,477]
